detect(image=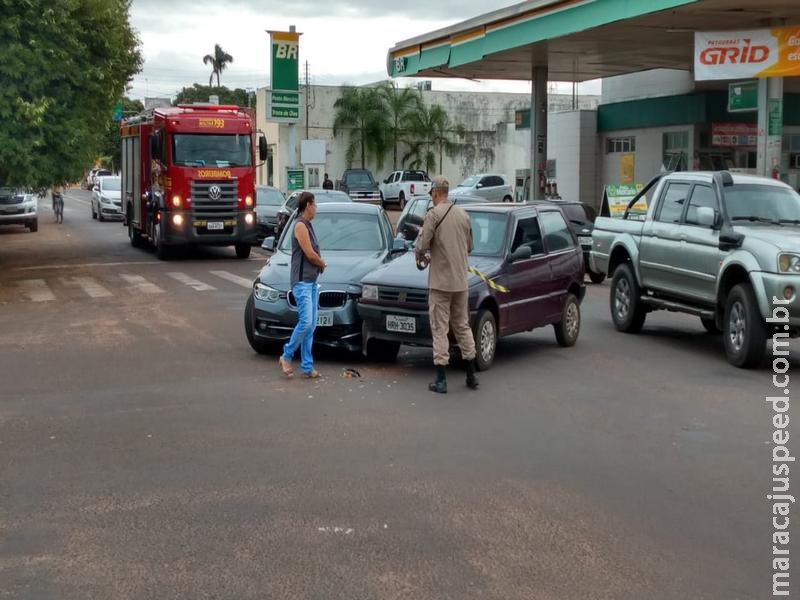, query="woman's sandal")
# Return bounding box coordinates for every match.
[303,370,321,379]
[278,357,294,378]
